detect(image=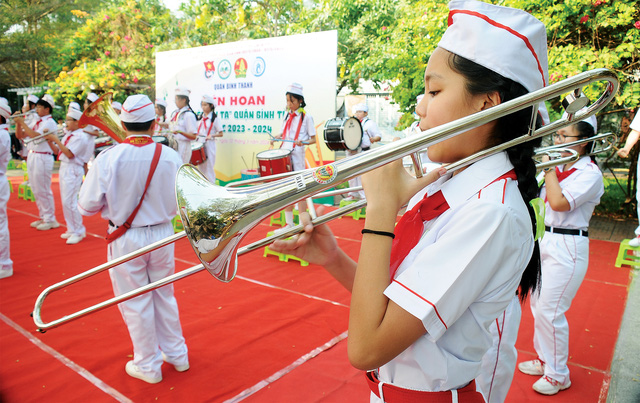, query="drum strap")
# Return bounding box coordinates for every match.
[280,112,305,150]
[105,143,162,244]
